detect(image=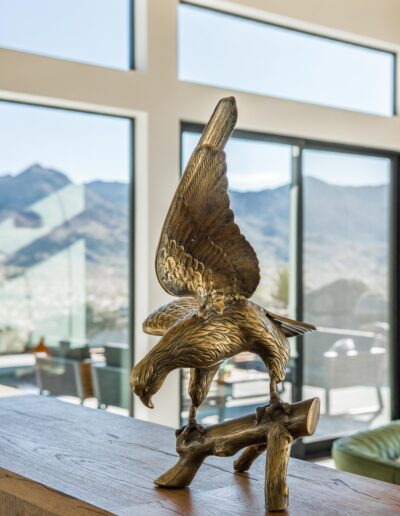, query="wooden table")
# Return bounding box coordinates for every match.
[0,396,399,515]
